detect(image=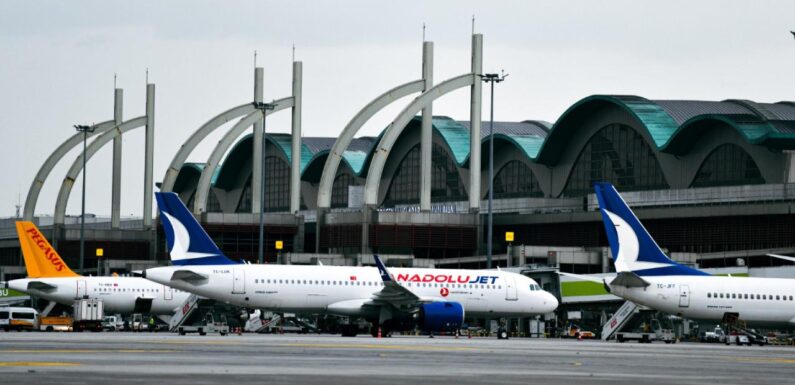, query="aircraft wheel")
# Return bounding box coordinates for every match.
[497,329,509,340]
